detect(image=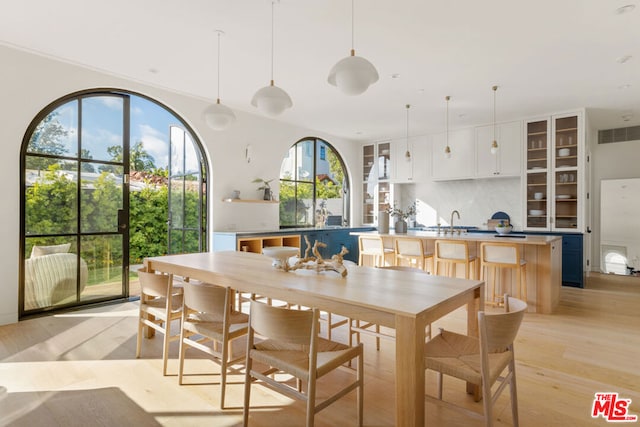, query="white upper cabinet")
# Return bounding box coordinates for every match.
[392,139,413,182]
[431,128,475,181]
[392,136,426,183]
[475,121,522,178]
